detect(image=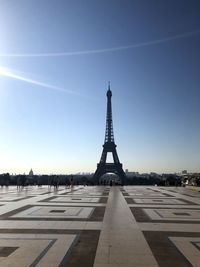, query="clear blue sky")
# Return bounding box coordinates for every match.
[0,0,200,174]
